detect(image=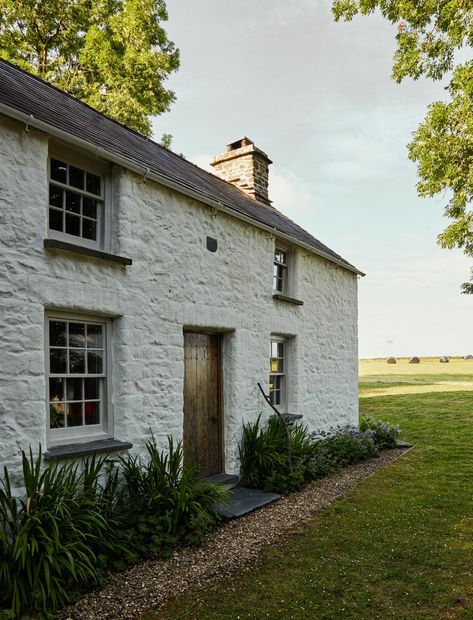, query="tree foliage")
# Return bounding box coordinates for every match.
[332,0,473,292]
[0,0,180,136]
